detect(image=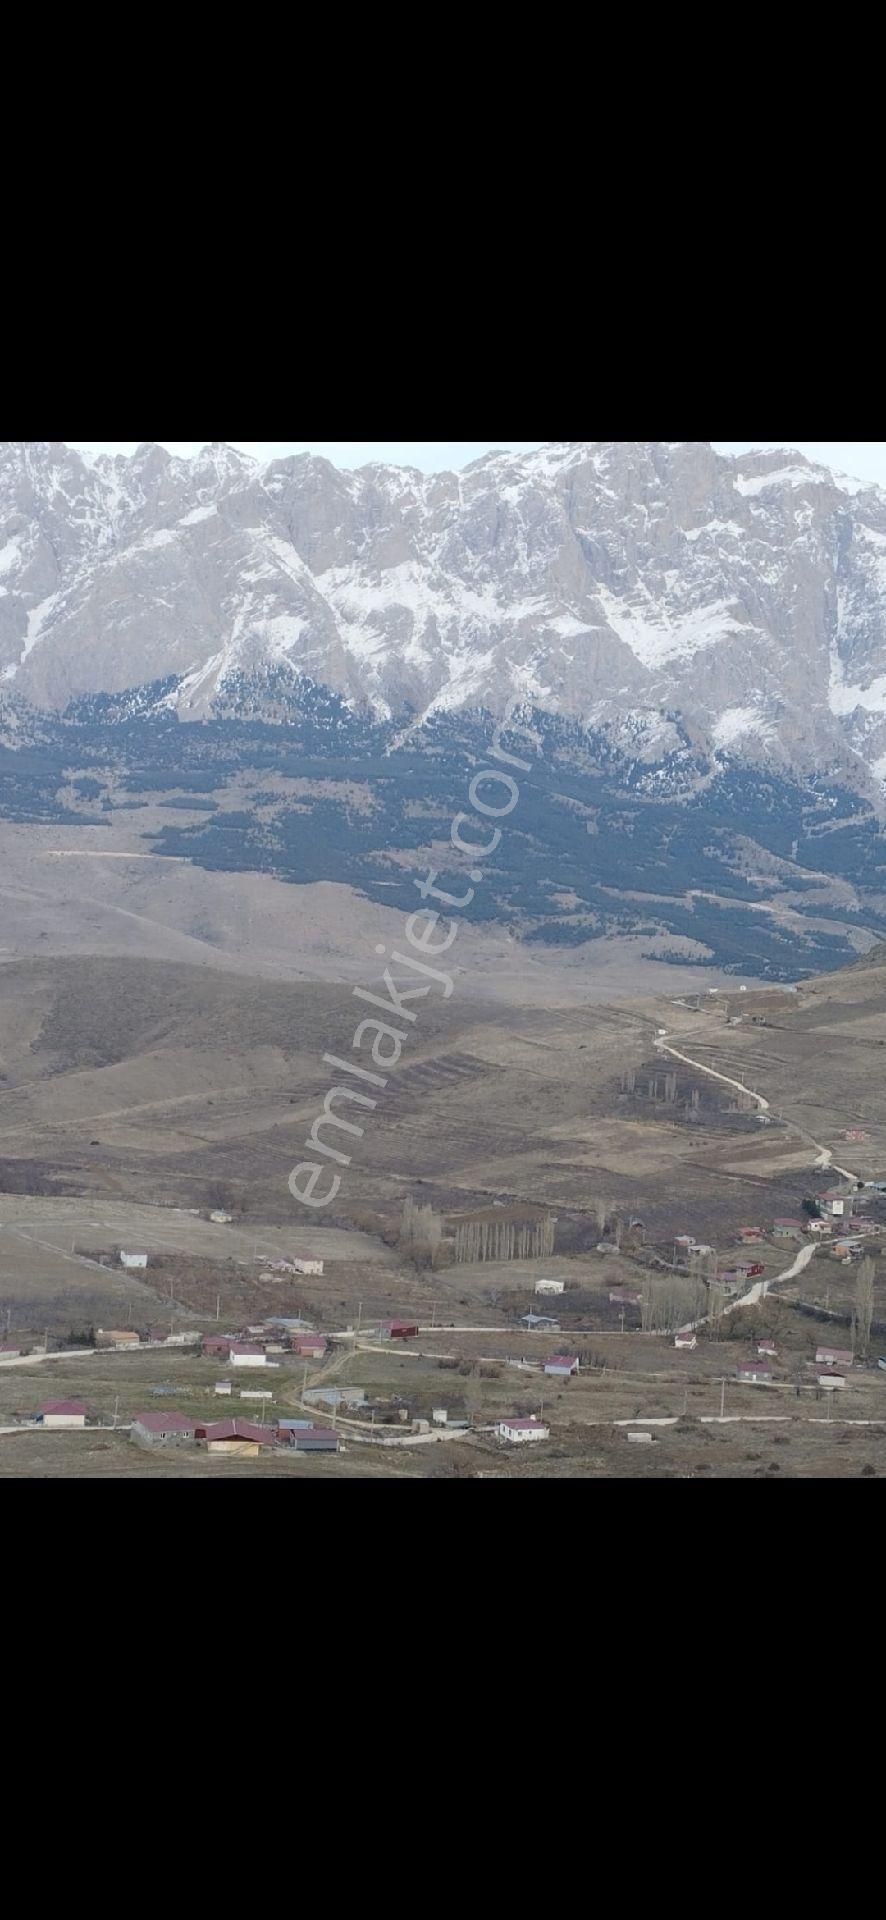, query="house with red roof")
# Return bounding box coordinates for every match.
[195,1419,277,1456]
[379,1319,420,1341]
[39,1400,89,1429]
[229,1345,269,1369]
[544,1355,580,1378]
[290,1334,327,1360]
[131,1411,195,1449]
